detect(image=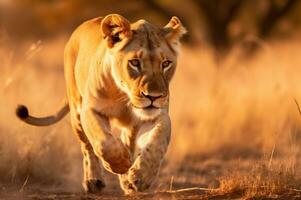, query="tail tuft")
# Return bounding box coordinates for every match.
[16,105,29,119]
